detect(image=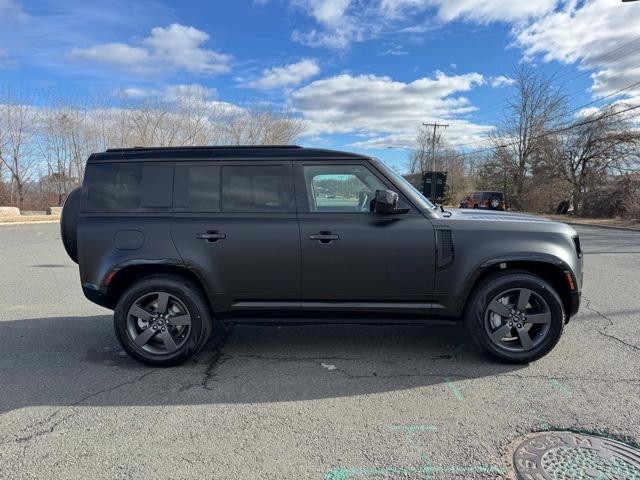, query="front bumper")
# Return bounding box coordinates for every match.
[568,290,581,321]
